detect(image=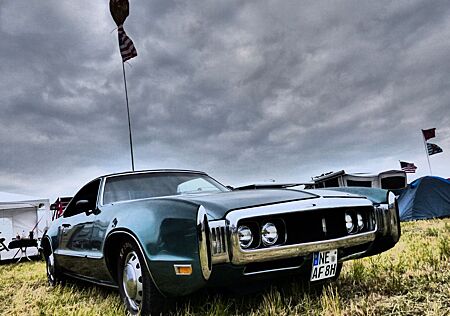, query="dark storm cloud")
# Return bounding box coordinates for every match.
[1,1,449,198]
